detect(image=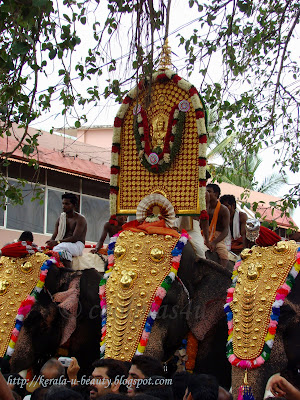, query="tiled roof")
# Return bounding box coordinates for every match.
[0,135,110,181]
[218,182,297,229]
